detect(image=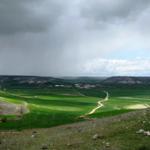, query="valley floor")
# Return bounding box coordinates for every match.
[0,109,150,150]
